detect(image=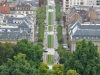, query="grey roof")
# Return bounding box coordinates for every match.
[23,0,39,7]
[18,21,29,29]
[94,20,100,24]
[0,13,4,16]
[73,30,100,38]
[69,21,100,30]
[0,16,33,40]
[69,21,100,39]
[7,17,24,24]
[0,31,30,39]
